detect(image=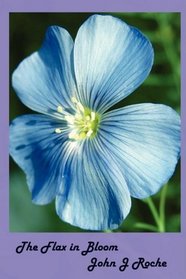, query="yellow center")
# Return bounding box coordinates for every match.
[55,97,100,141]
